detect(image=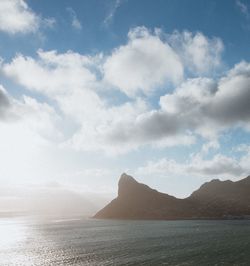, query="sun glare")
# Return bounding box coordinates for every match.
[0,218,27,250]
